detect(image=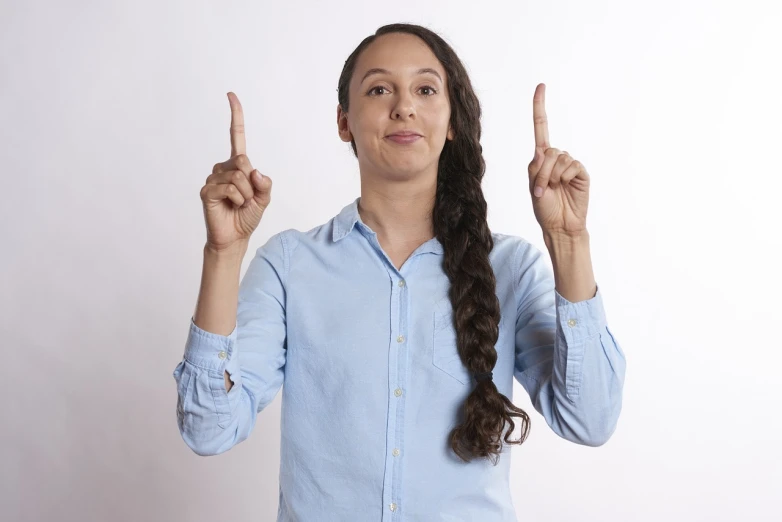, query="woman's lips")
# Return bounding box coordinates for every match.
[386,134,422,144]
